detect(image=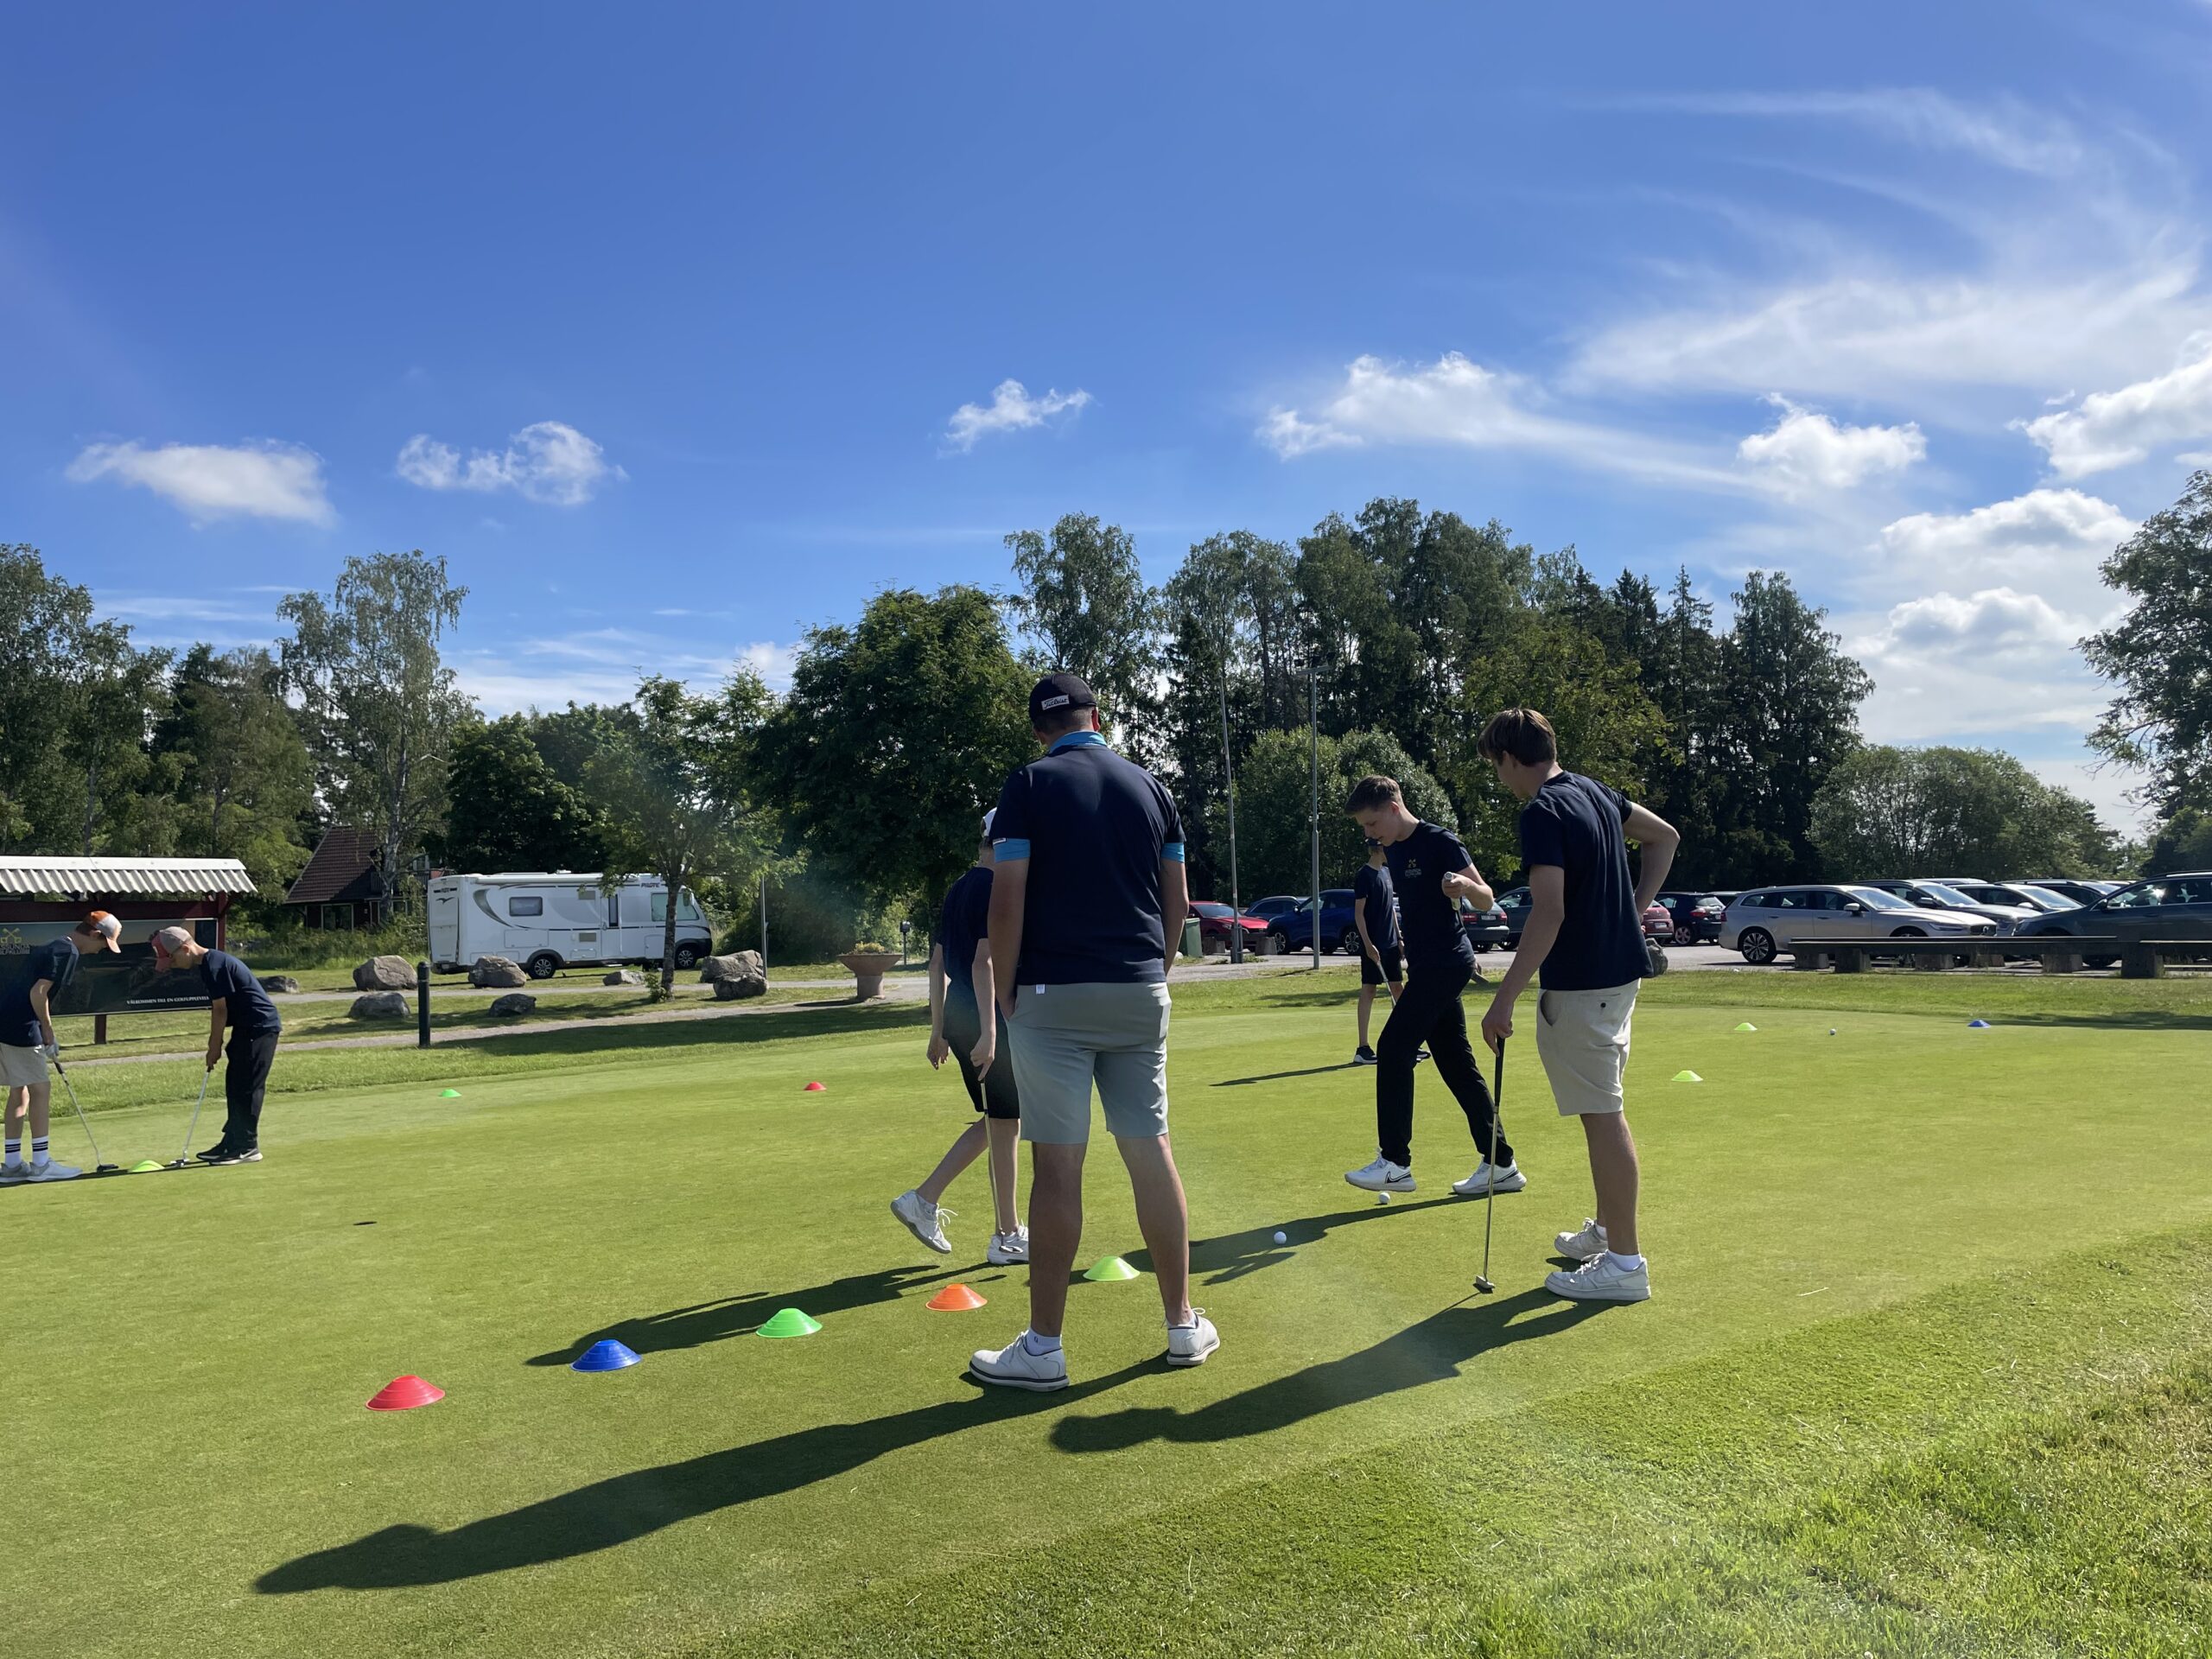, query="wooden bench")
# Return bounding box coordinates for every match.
[1785,935,2212,978]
